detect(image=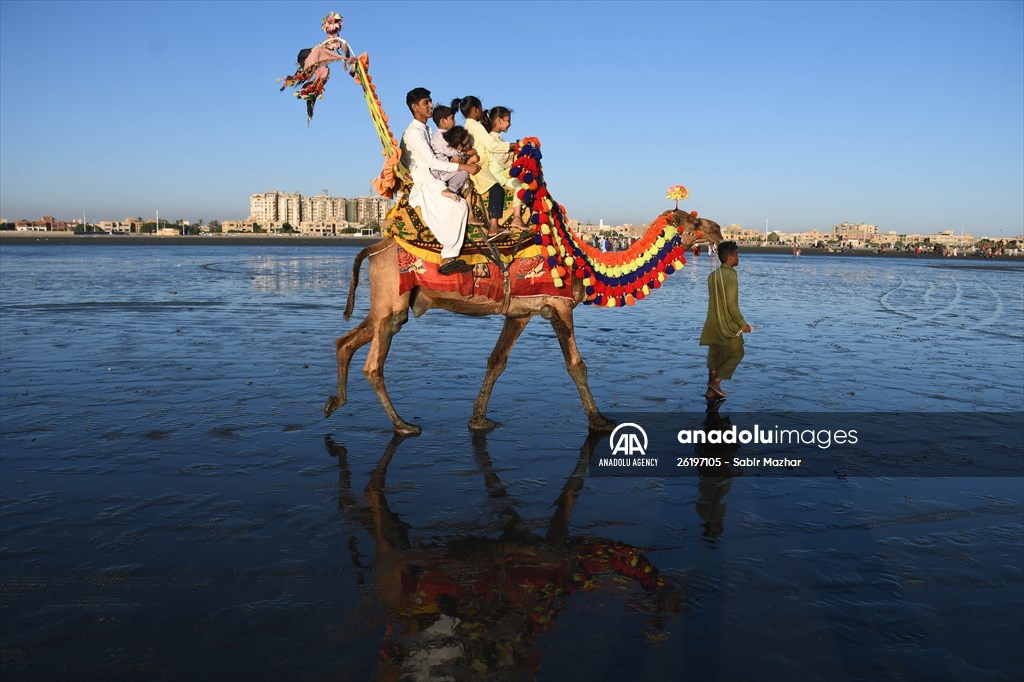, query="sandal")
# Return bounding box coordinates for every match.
[486,229,511,242]
[707,382,727,398]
